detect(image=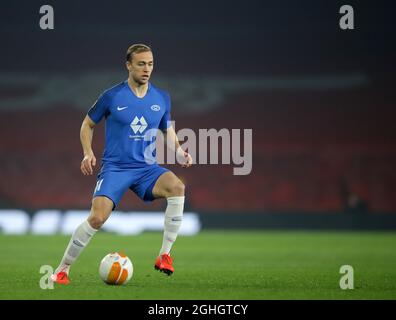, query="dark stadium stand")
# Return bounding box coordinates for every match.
[0,84,395,213]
